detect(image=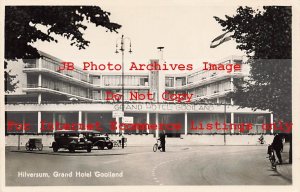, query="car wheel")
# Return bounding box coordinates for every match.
[107,143,113,149]
[53,147,58,152]
[25,143,30,151]
[69,145,75,153]
[52,143,58,152]
[87,146,92,153]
